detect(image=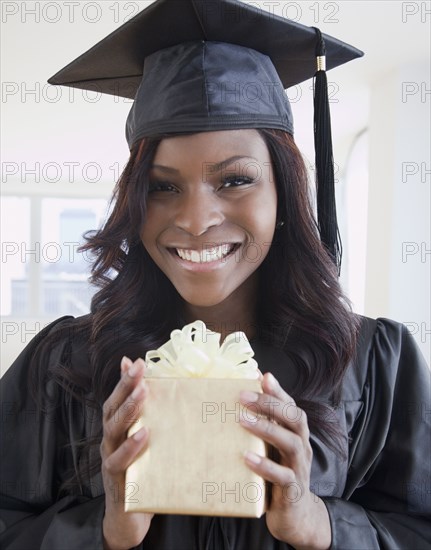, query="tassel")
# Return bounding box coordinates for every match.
[313,27,342,274]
